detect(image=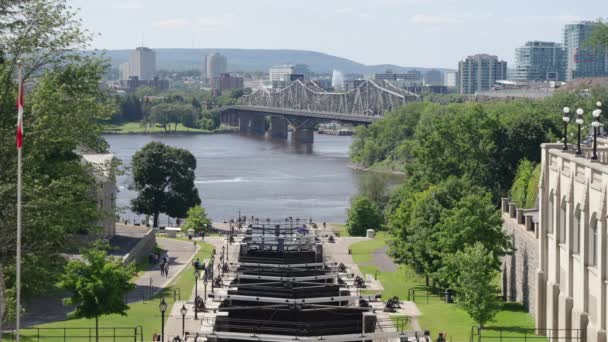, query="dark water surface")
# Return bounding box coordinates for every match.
[105,133,363,223]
